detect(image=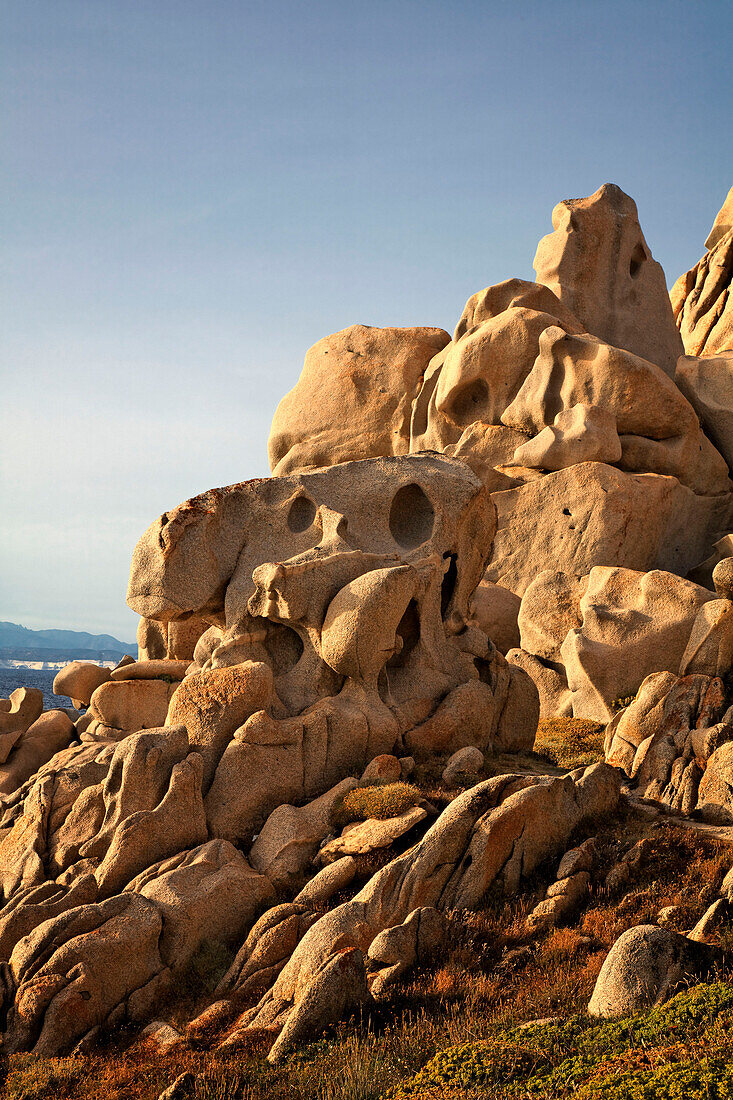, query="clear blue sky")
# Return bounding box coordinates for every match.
[2,0,732,641]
